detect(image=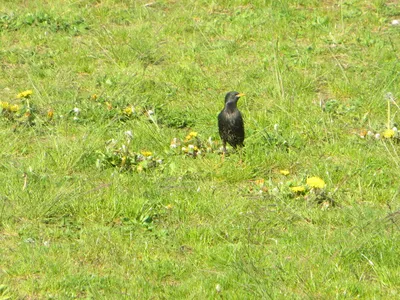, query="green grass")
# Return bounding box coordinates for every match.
[1,0,400,298]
